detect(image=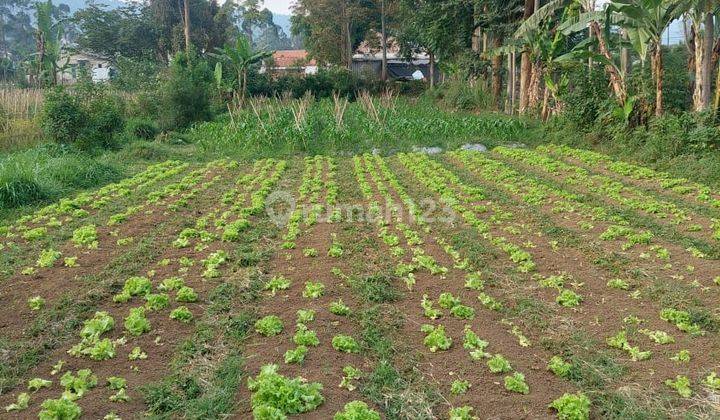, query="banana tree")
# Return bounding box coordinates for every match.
[211,35,273,104]
[607,0,686,116]
[34,0,63,87]
[684,0,717,111]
